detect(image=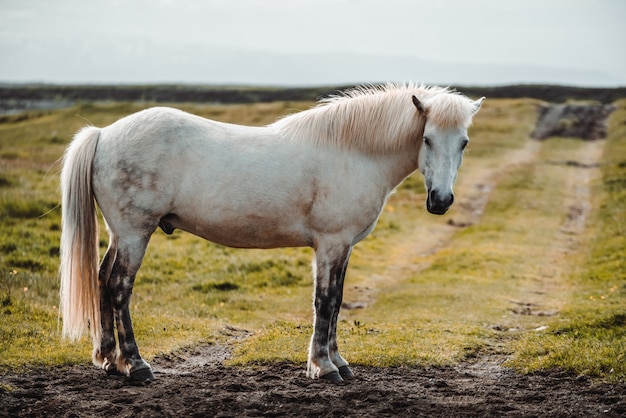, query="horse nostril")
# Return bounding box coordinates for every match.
[429,190,453,205]
[428,190,454,209]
